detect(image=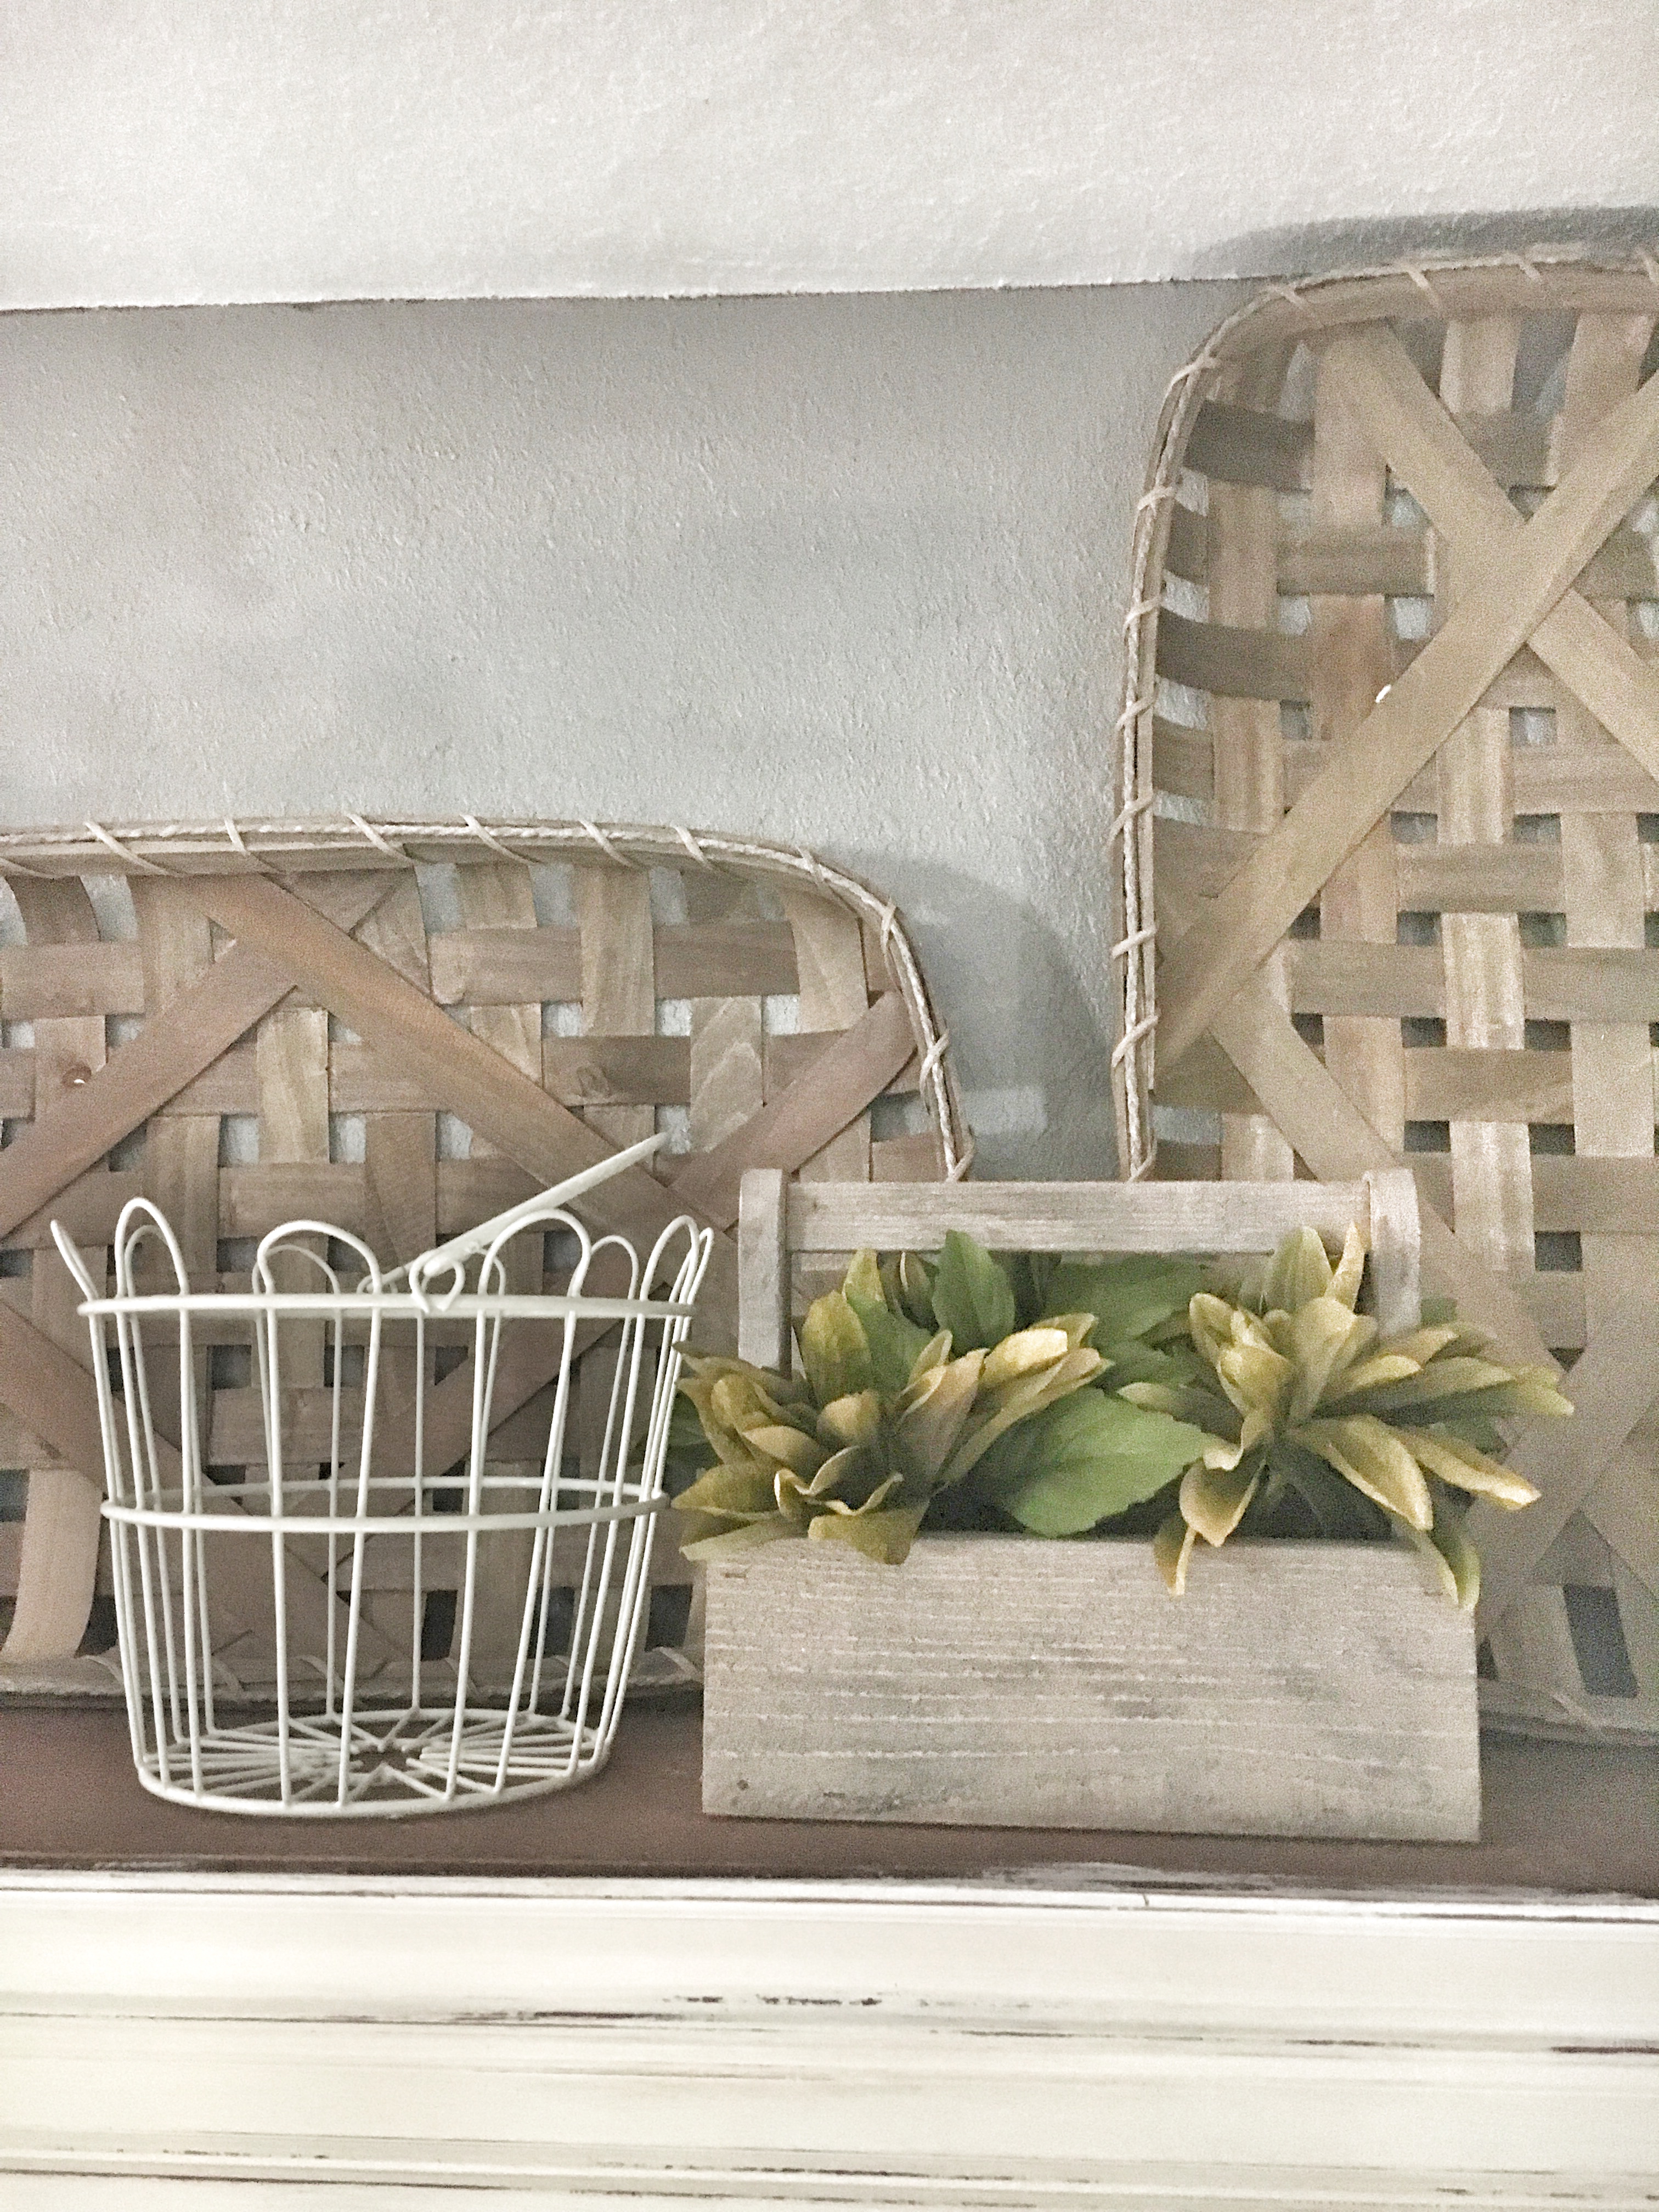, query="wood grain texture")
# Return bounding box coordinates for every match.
[1310,342,1404,1159]
[1135,280,1659,1697]
[1536,313,1659,1705]
[670,992,915,1229]
[781,1176,1393,1256]
[1209,450,1295,1184]
[576,865,656,1151]
[428,921,798,1005]
[703,1537,1479,1840]
[1156,335,1659,1068]
[780,887,873,1183]
[737,1169,789,1373]
[0,878,387,1249]
[689,998,763,1153]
